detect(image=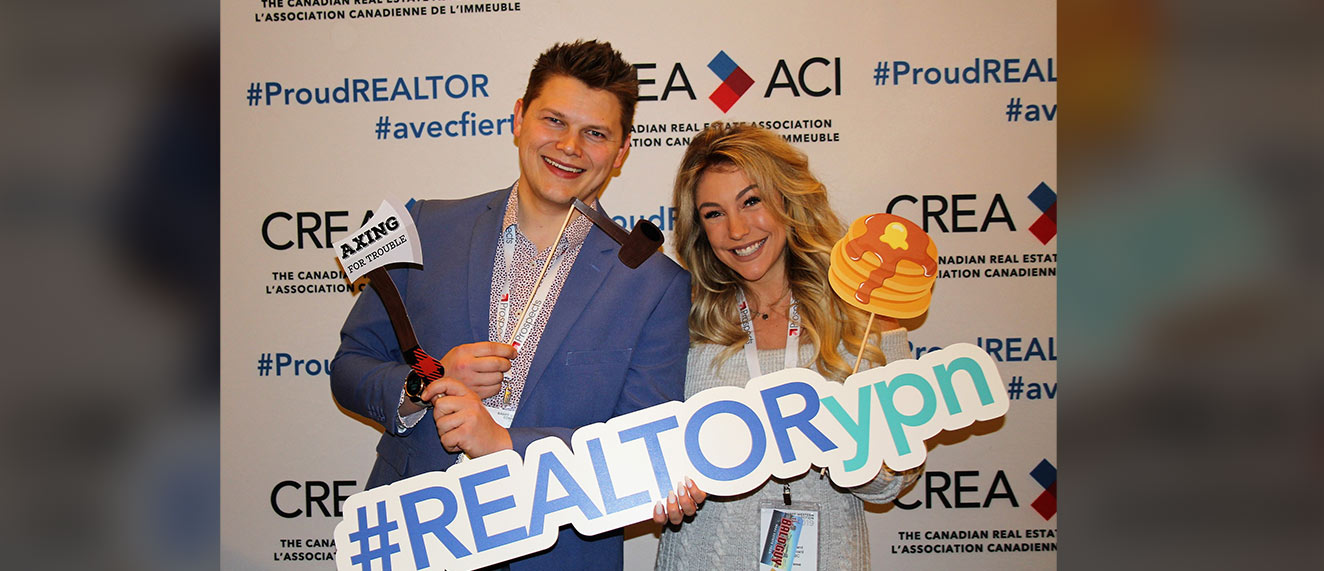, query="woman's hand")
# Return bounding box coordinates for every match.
[652,477,707,525]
